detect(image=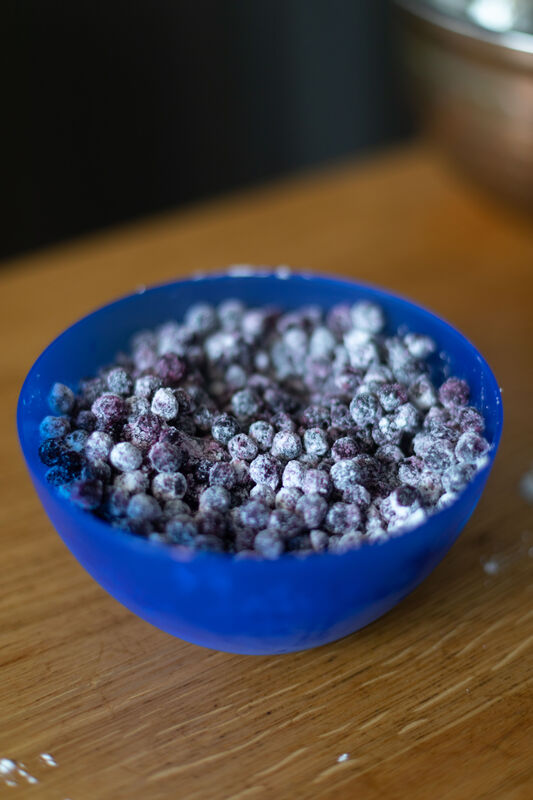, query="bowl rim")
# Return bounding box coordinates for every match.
[17,269,504,563]
[396,0,533,59]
